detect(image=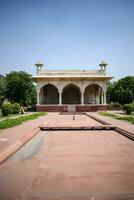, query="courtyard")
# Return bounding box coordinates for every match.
[1,0,134,199]
[0,113,134,200]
